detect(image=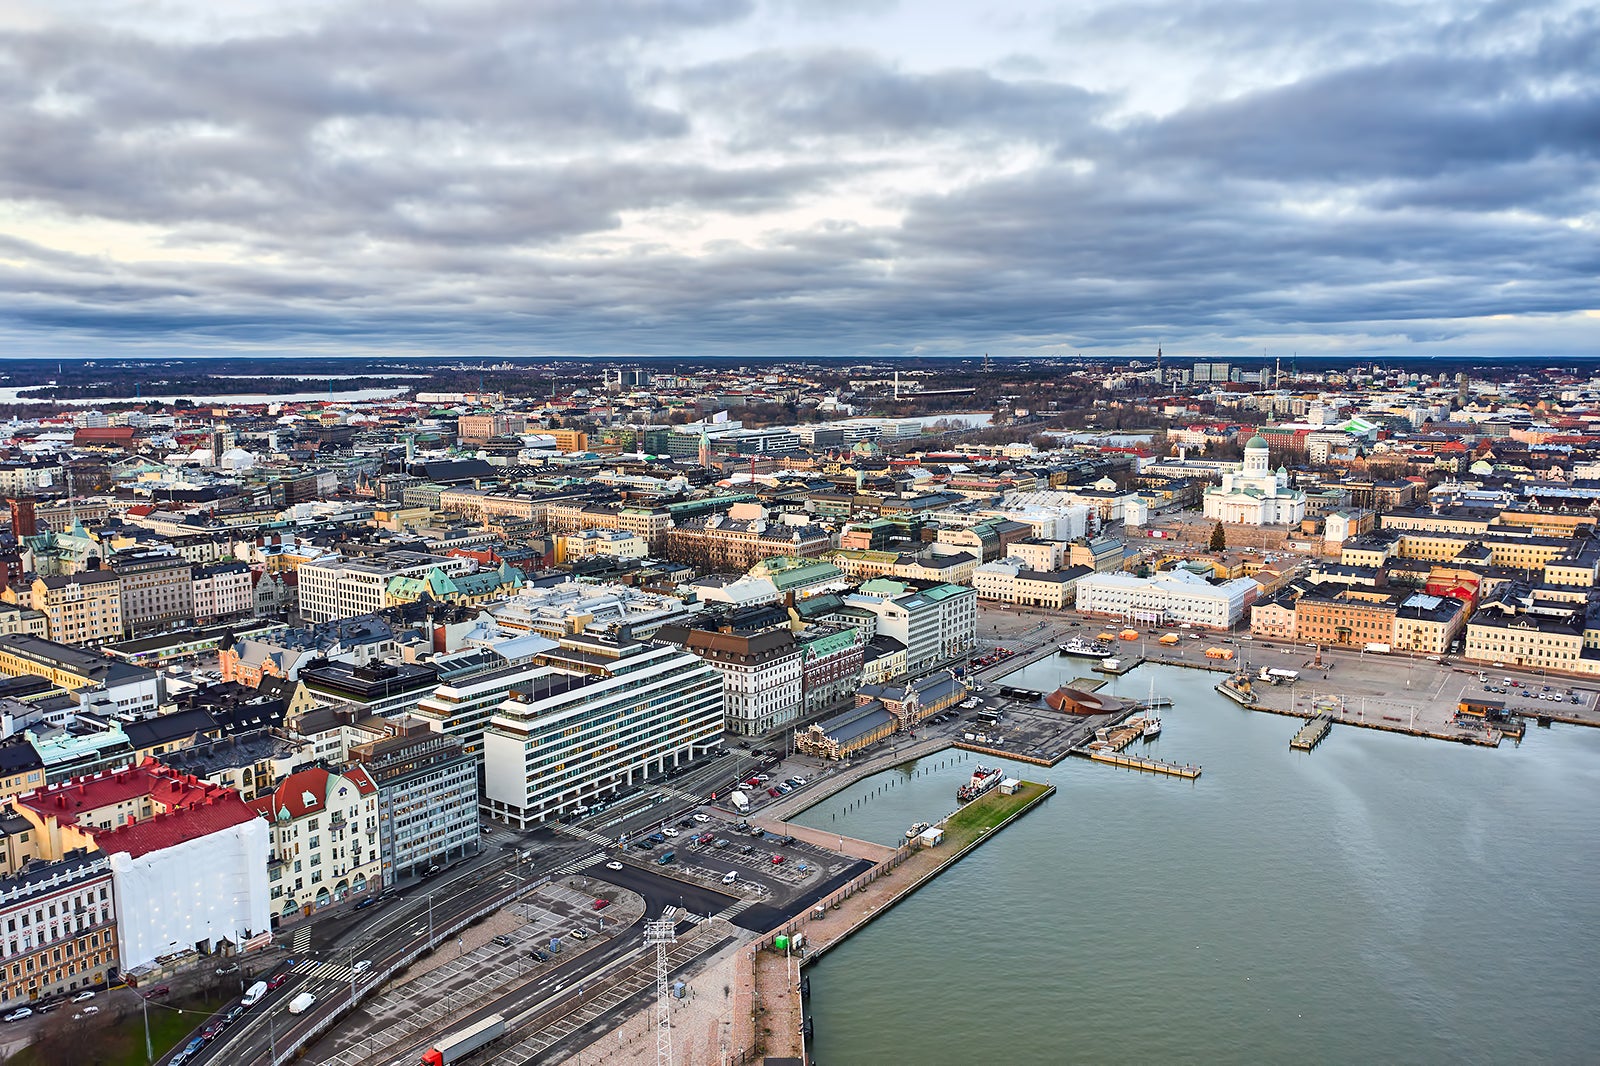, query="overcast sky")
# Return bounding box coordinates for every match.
[1,0,1596,362]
